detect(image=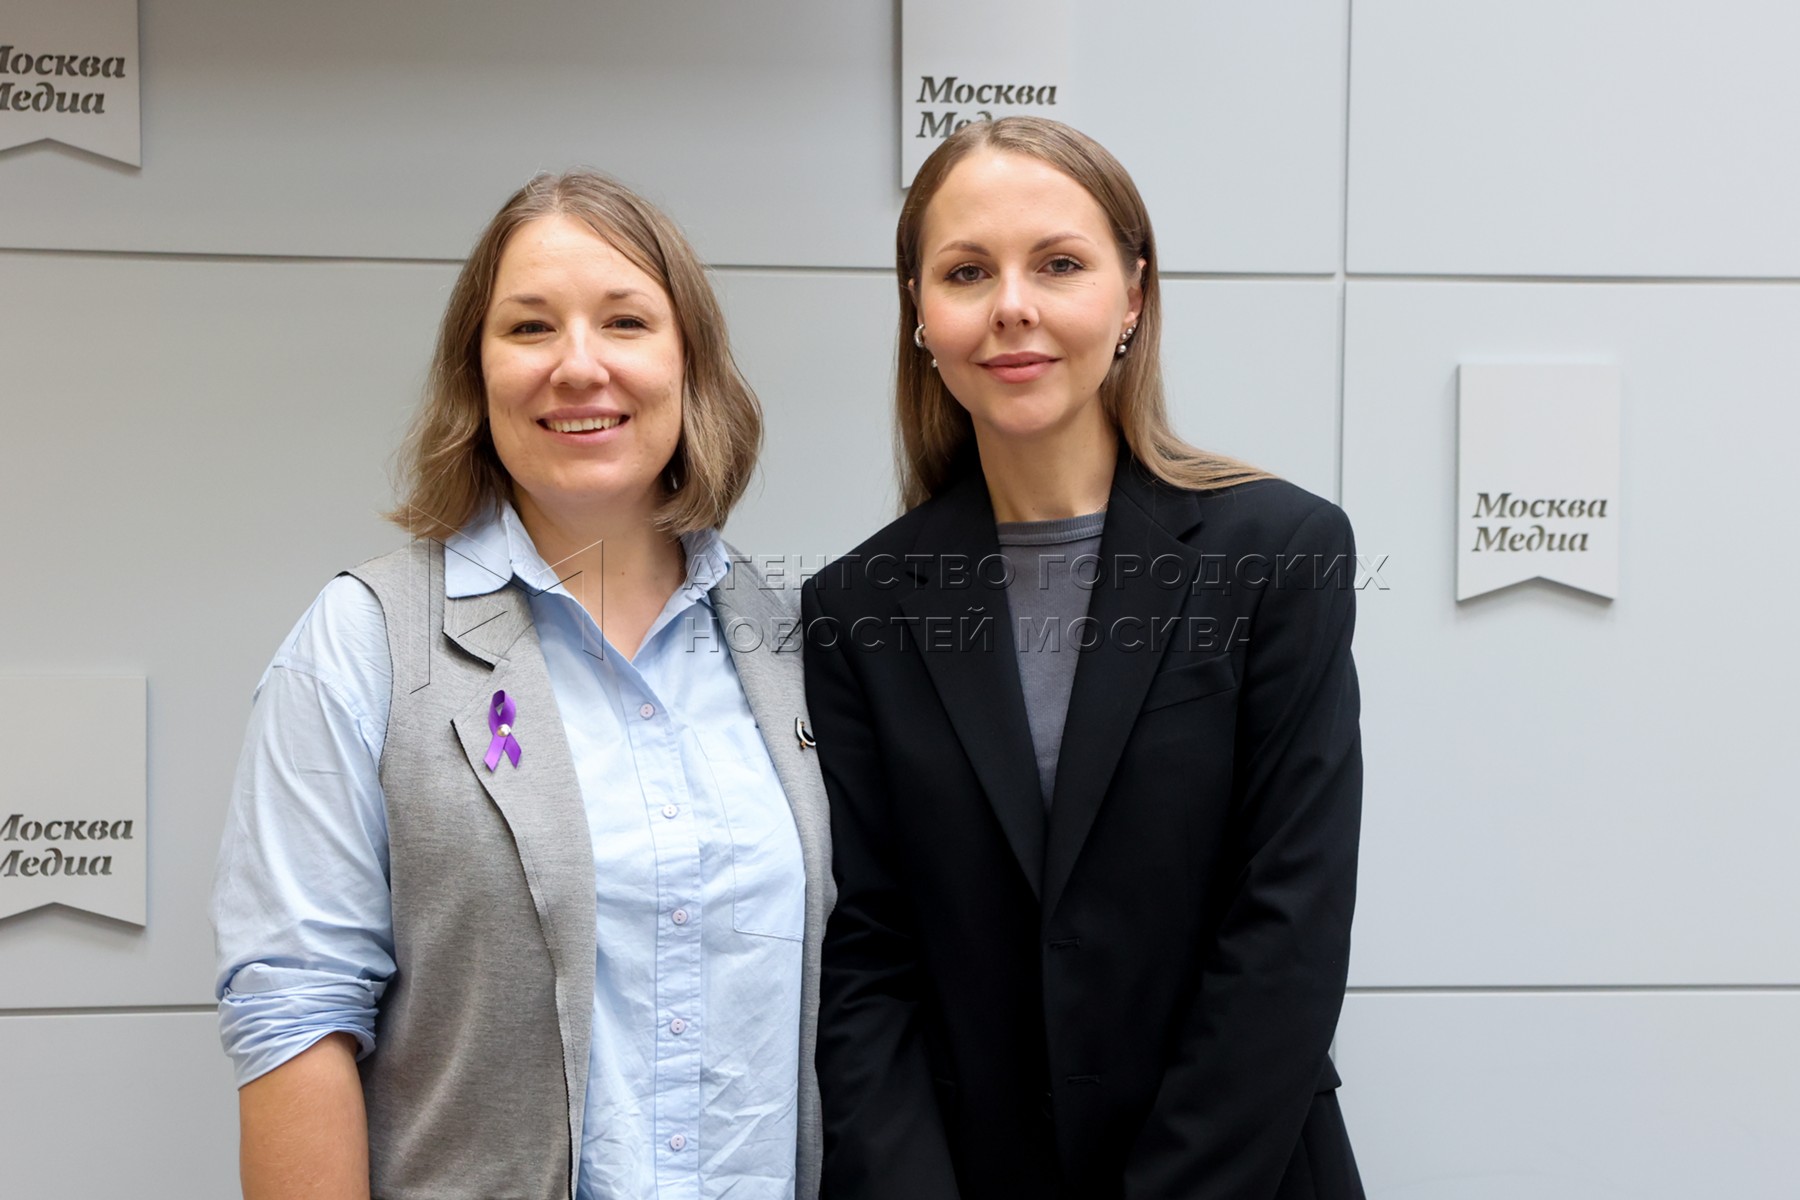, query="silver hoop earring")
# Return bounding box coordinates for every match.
[913,323,928,350]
